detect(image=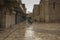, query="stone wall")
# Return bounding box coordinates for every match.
[39,0,45,22]
[39,0,60,23]
[49,0,60,22]
[33,5,40,22]
[6,14,15,28]
[0,7,16,29]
